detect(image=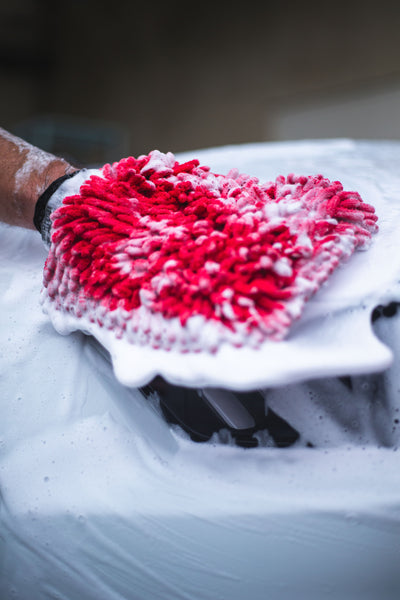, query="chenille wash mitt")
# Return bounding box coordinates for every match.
[34,150,378,355]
